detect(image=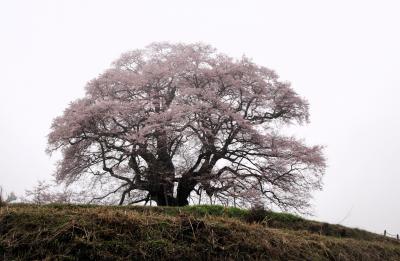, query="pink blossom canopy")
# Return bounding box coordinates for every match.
[48,42,326,210]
